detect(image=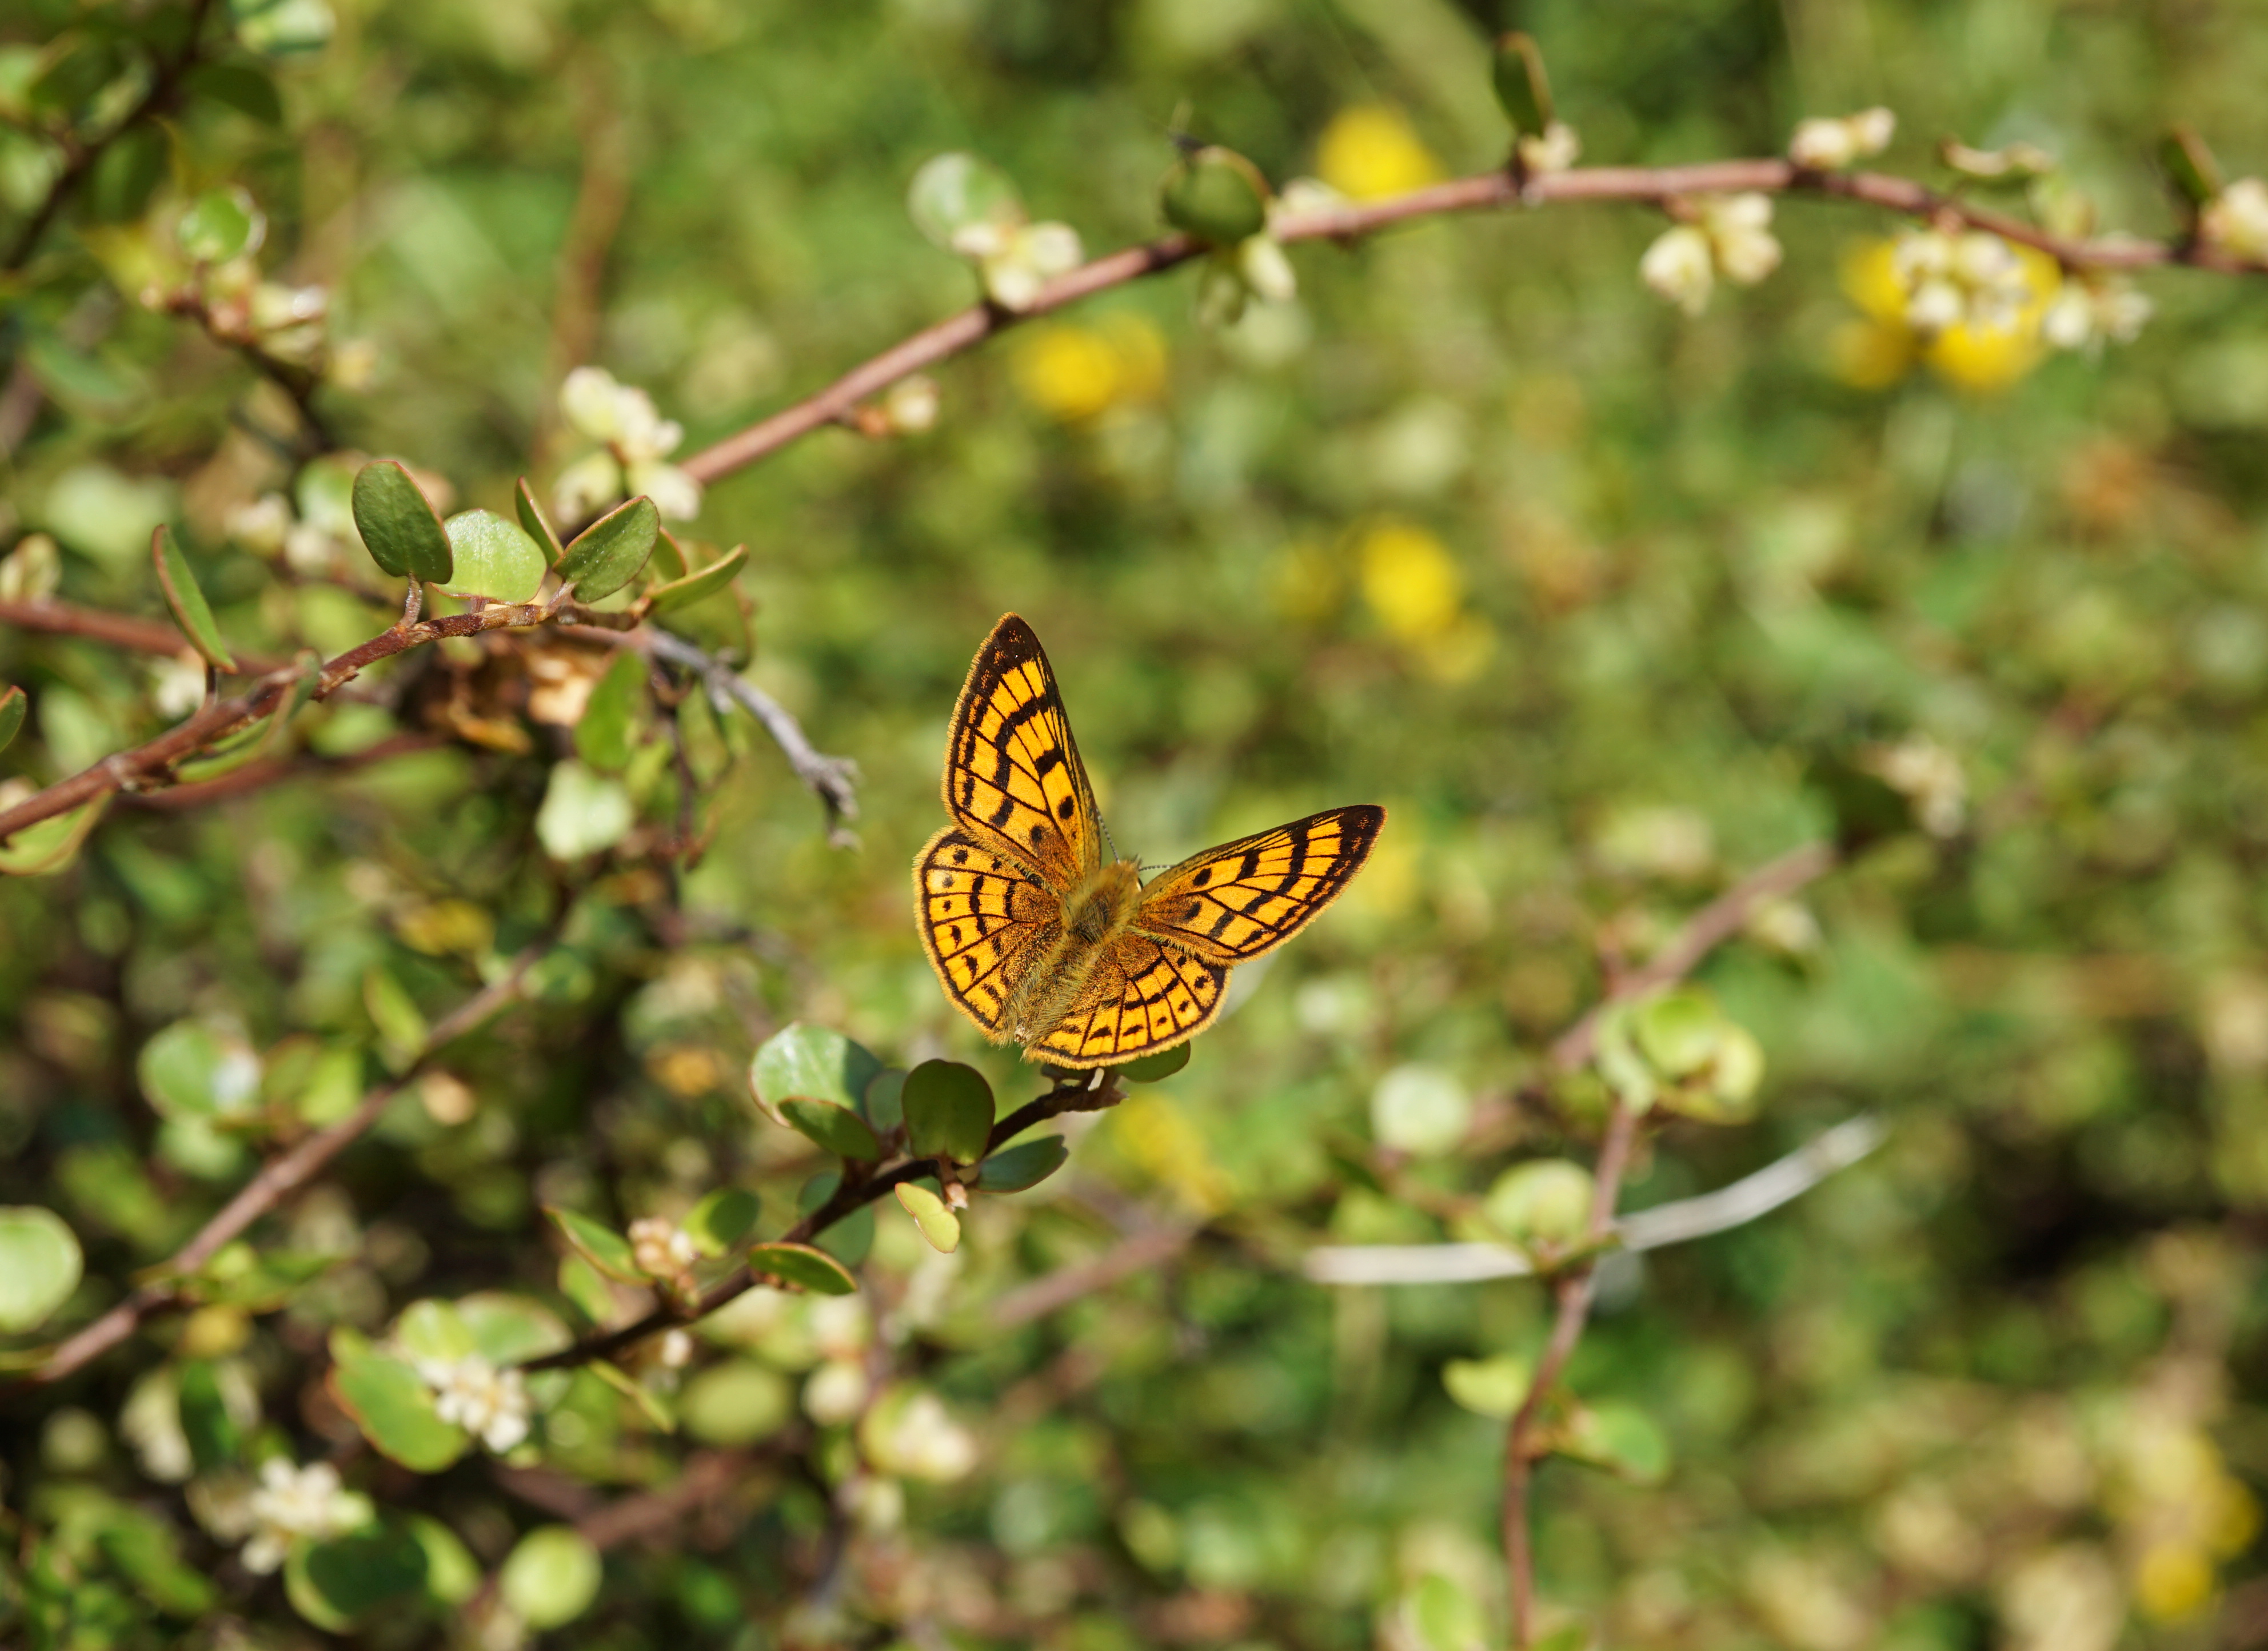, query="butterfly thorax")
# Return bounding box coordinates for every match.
[1002,859,1145,1042]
